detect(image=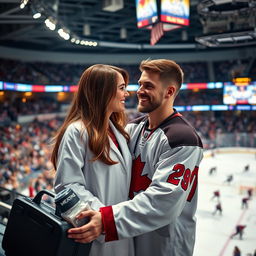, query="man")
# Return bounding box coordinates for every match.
[212,202,222,216]
[209,166,217,175]
[211,190,220,200]
[247,188,253,199]
[241,197,249,209]
[68,59,204,256]
[231,225,246,240]
[224,174,233,184]
[243,164,249,172]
